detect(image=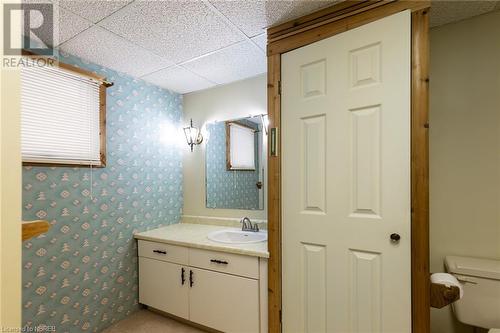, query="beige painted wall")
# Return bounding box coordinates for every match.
[0,0,22,325]
[430,10,500,333]
[183,75,267,220]
[0,67,22,330]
